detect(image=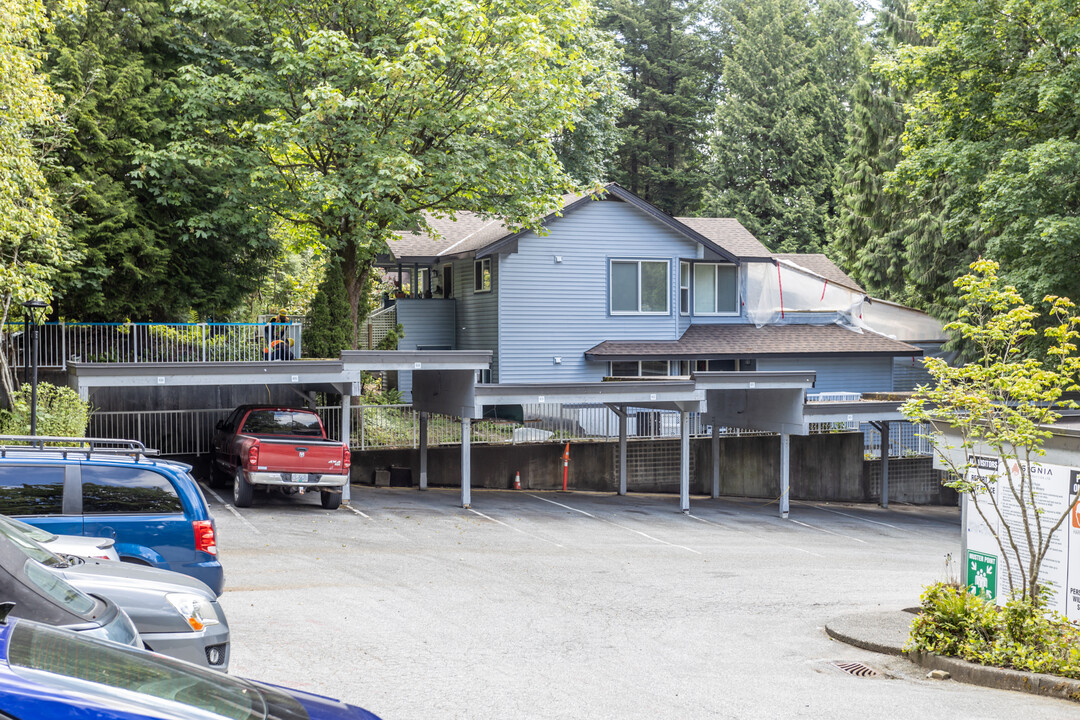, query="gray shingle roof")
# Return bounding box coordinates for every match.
[673,217,772,258]
[585,323,921,360]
